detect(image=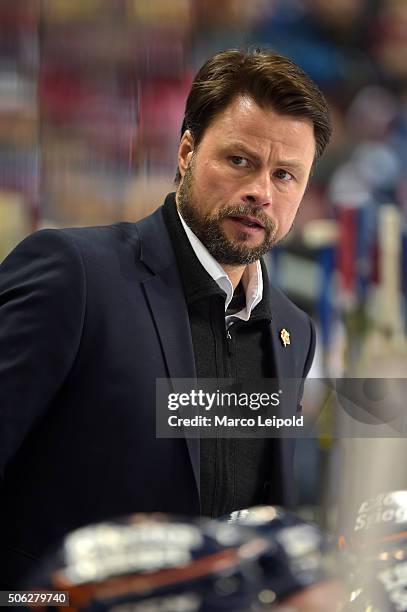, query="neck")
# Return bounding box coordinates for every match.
[221,264,246,290]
